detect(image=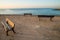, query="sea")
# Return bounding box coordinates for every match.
[0,8,60,16]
